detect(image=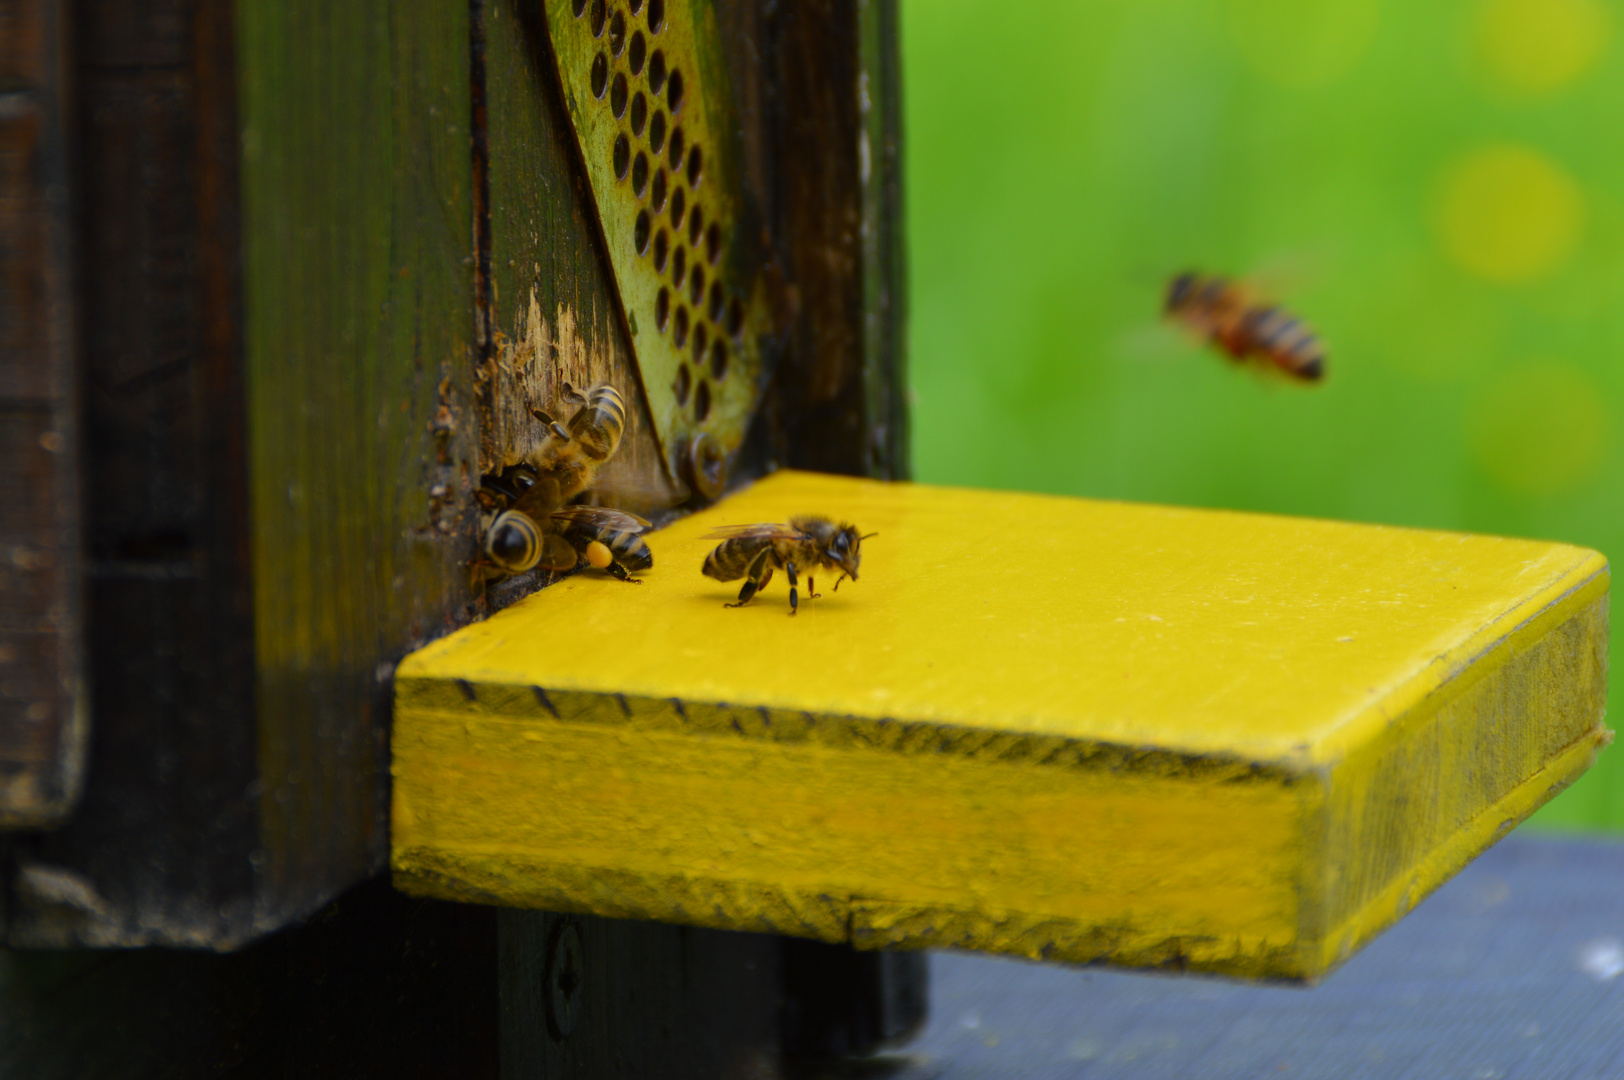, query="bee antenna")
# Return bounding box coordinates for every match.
[860,532,878,540]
